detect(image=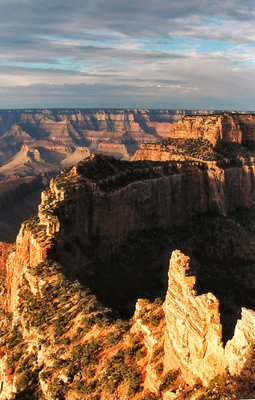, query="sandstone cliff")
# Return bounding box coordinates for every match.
[133,113,255,161]
[1,154,255,399]
[0,109,210,241]
[164,251,255,387]
[2,109,249,169]
[168,113,244,146]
